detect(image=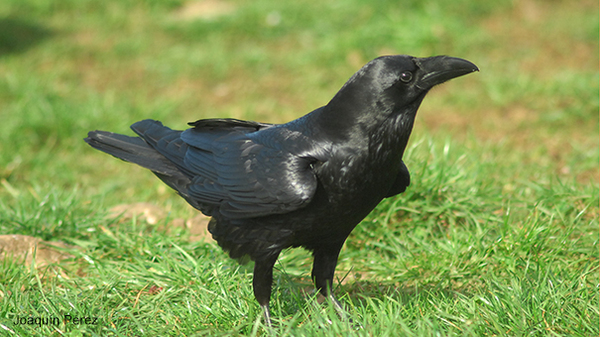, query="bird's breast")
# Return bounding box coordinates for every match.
[316,150,400,209]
